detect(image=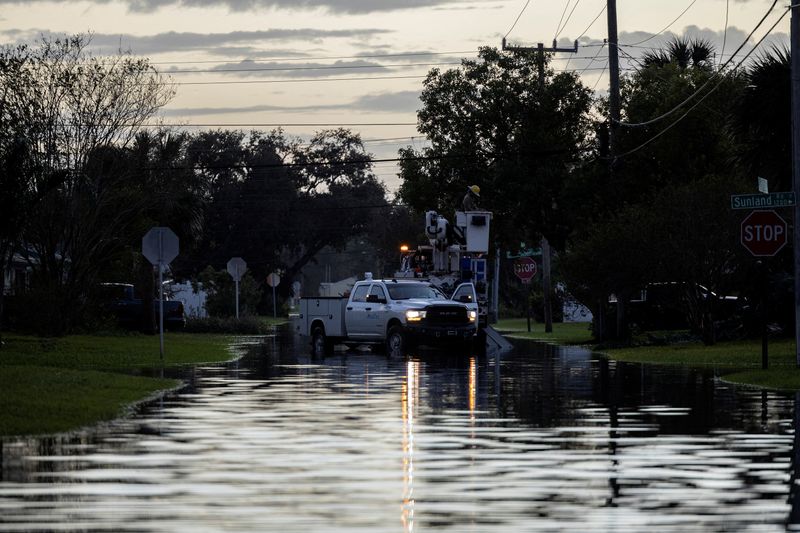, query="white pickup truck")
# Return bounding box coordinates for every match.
[296,275,479,356]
